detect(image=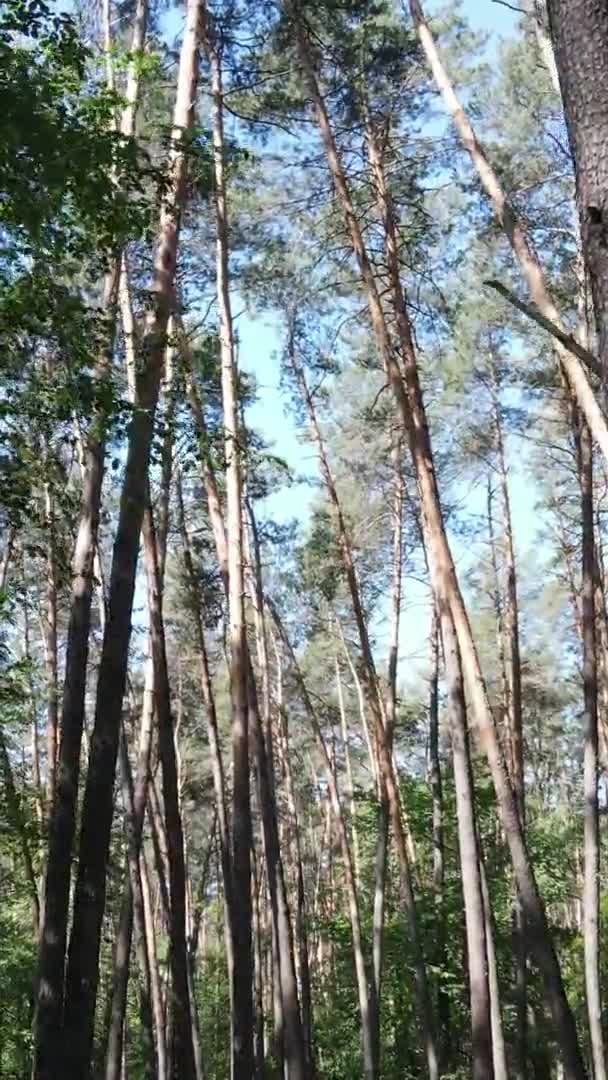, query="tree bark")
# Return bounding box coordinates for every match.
[547,0,608,373]
[440,604,494,1080]
[106,217,177,1080]
[143,508,197,1079]
[371,438,404,1071]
